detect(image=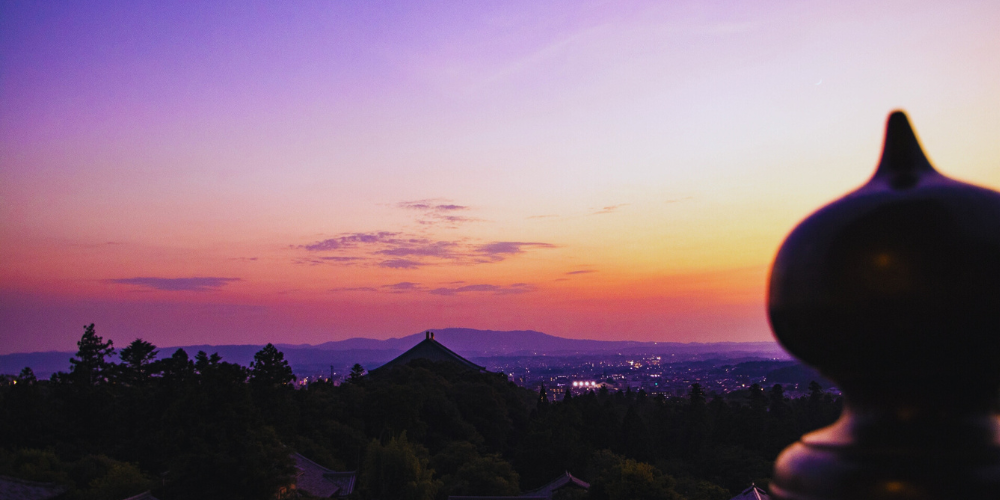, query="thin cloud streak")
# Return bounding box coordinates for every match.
[296,234,556,268]
[104,277,241,292]
[592,204,629,215]
[397,200,468,212]
[476,241,556,256]
[329,286,378,292]
[326,281,538,296]
[428,283,536,296]
[384,282,423,291]
[379,259,423,269]
[298,232,400,251]
[375,240,458,258]
[397,199,480,227]
[664,196,695,204]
